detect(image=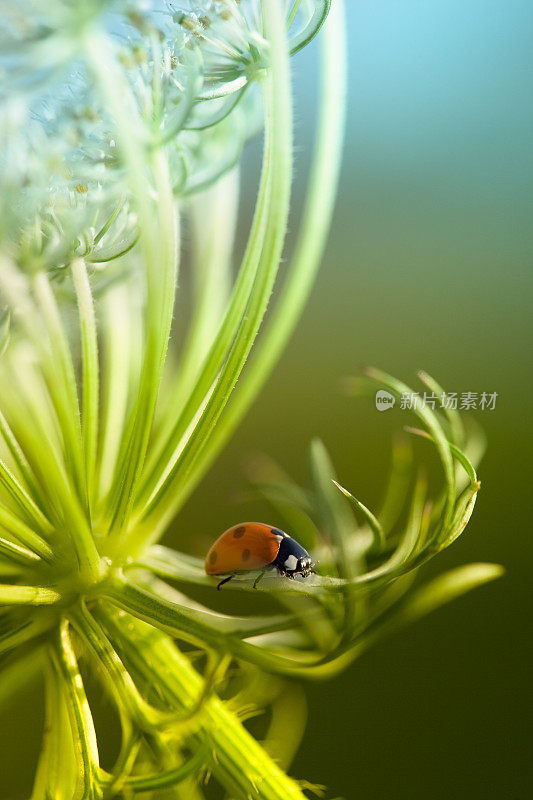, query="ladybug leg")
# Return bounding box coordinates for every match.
[217,575,233,591]
[253,570,266,589]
